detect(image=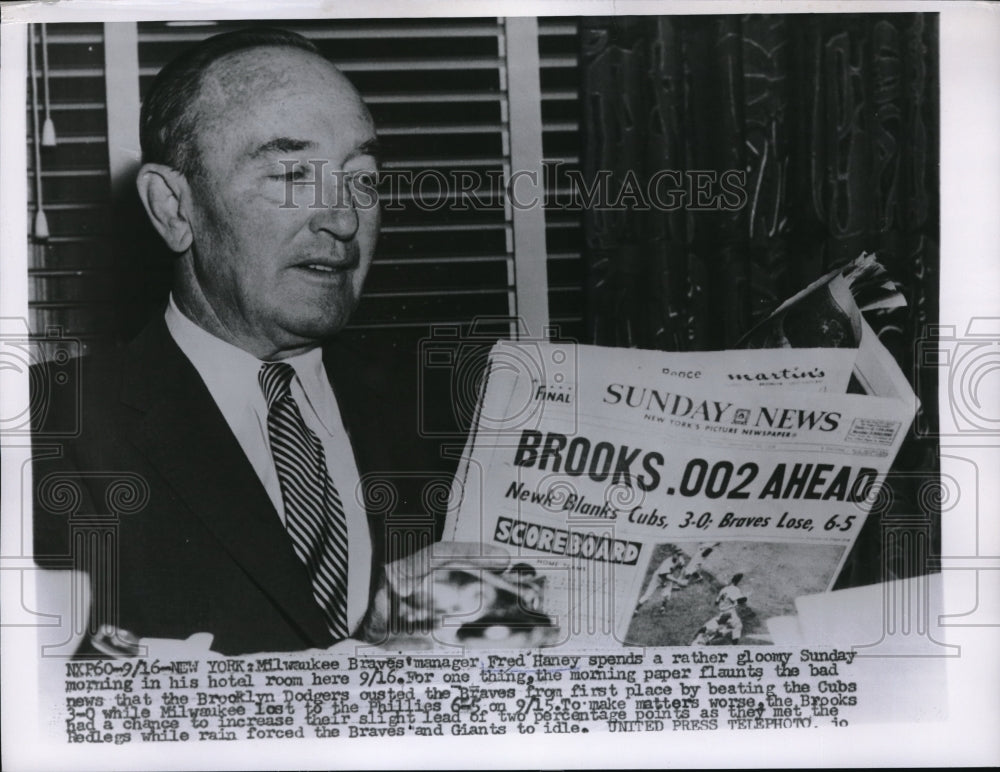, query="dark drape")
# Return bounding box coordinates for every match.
[578,14,939,586]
